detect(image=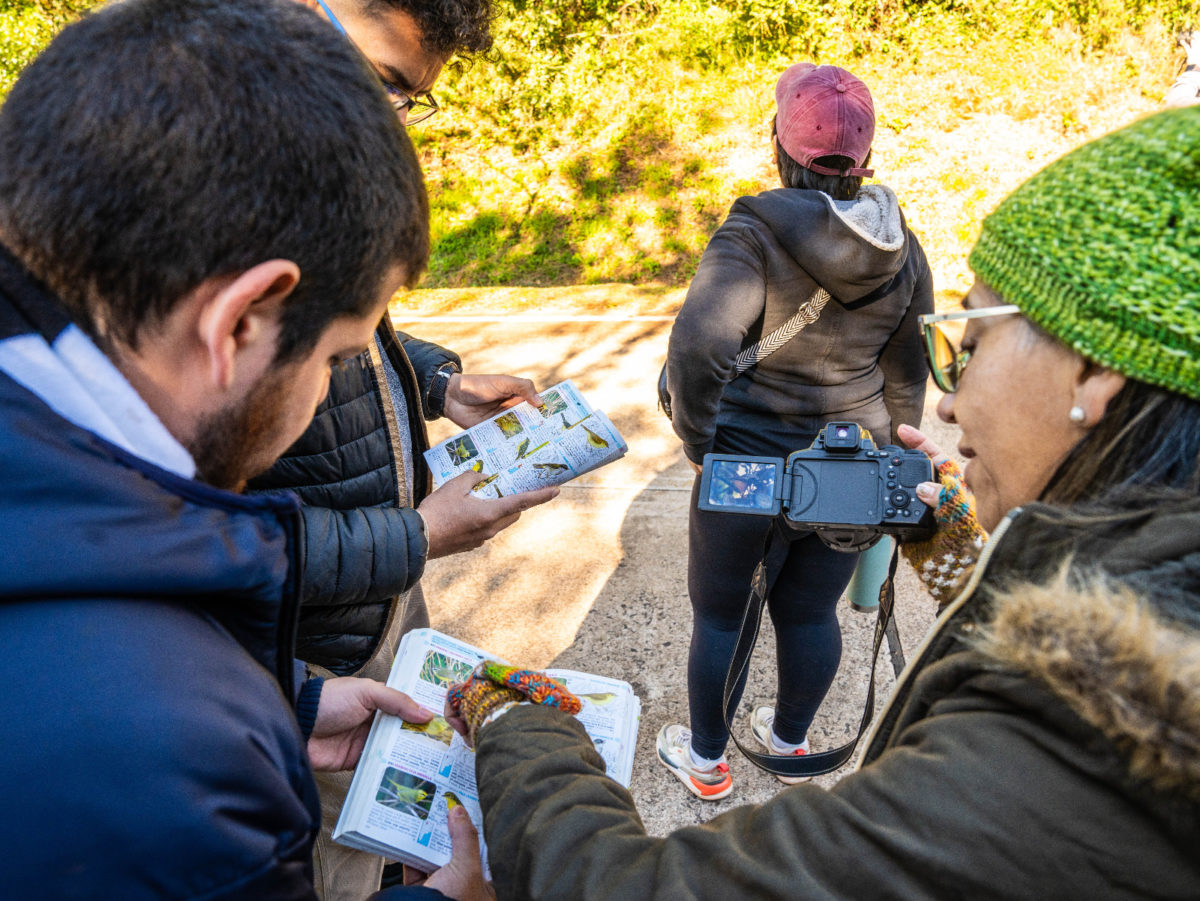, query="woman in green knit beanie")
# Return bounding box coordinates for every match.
[442,107,1200,901]
[899,105,1200,605]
